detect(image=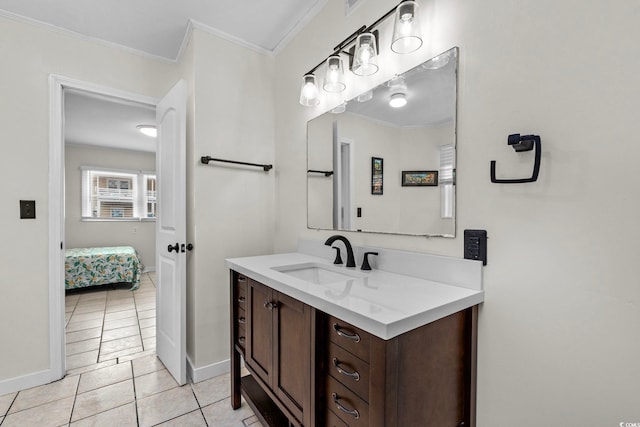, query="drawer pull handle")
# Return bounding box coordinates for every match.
[332,358,360,381]
[264,301,279,310]
[332,393,360,419]
[238,336,245,344]
[238,296,246,303]
[238,316,246,324]
[333,323,361,343]
[238,277,246,282]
